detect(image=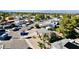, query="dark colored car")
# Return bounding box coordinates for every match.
[0,29,5,35]
[20,31,28,36]
[3,24,16,29]
[12,27,20,31]
[0,33,12,40]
